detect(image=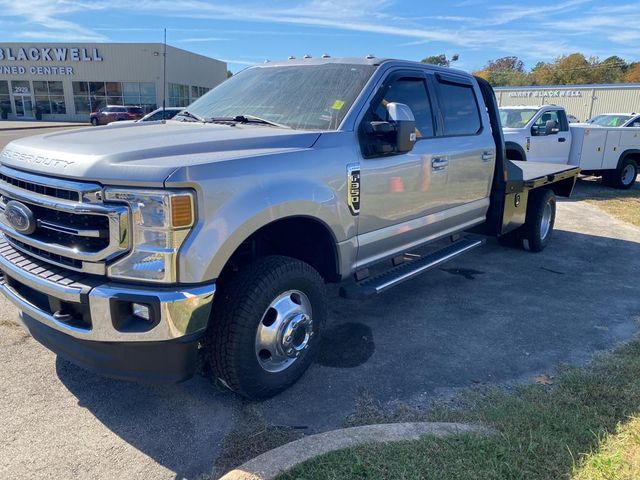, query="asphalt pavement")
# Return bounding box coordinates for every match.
[0,127,639,479]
